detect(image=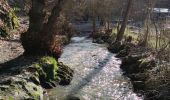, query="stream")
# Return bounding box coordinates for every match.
[47,36,143,100]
